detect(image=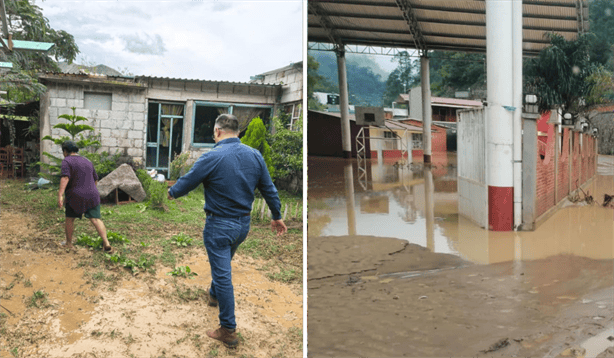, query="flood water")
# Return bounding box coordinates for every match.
[308,154,614,357]
[308,153,614,265]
